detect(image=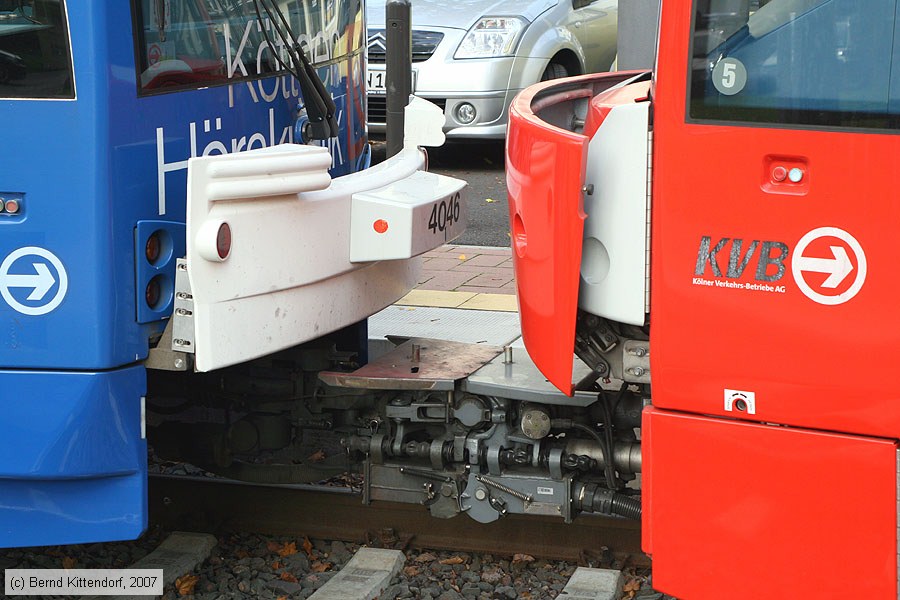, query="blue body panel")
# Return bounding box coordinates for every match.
[0,367,147,547]
[0,0,366,547]
[1,2,367,370]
